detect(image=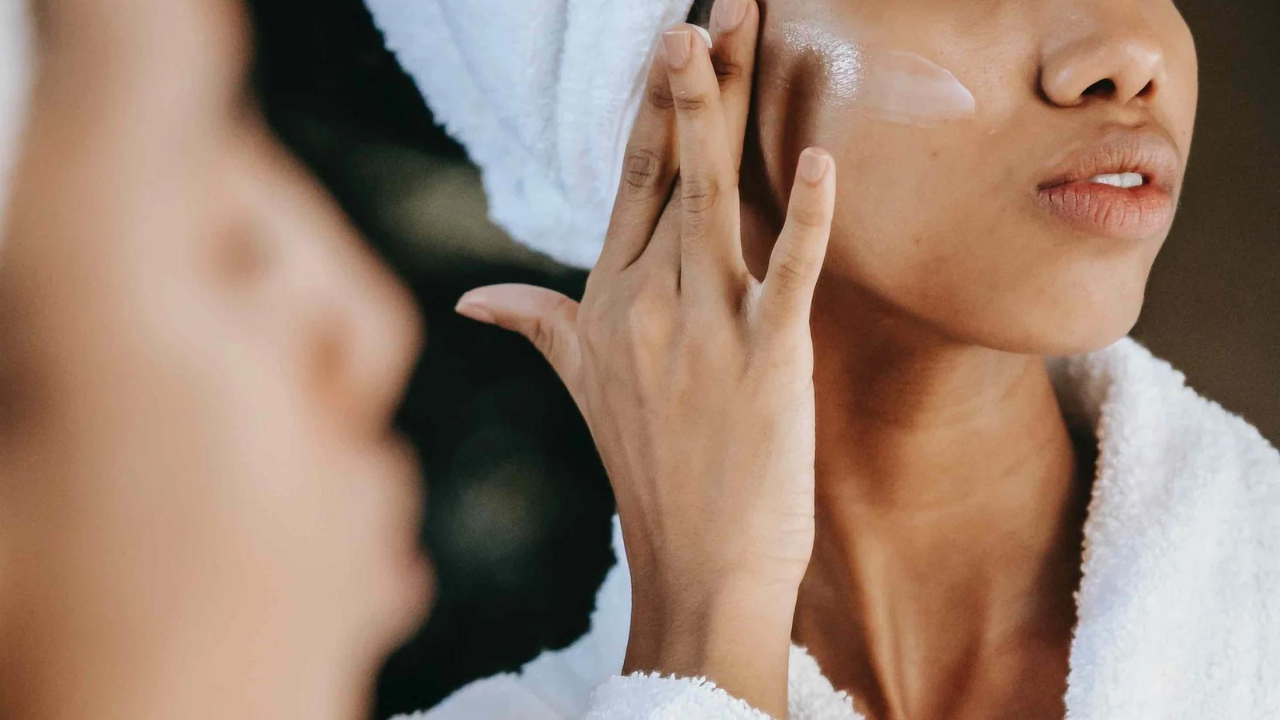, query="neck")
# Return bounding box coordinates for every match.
[793,281,1093,720]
